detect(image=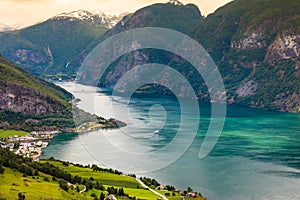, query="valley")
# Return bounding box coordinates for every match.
[0,0,299,199]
